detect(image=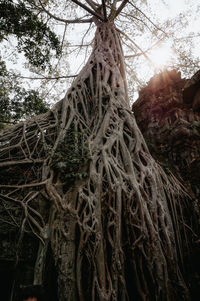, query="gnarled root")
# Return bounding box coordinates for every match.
[0,21,191,300]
